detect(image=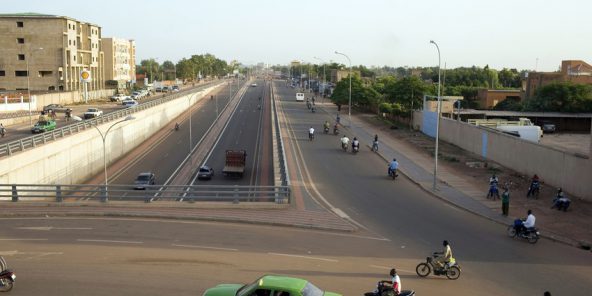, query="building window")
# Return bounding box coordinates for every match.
[18,54,25,60]
[73,56,76,62]
[0,70,5,76]
[39,71,53,77]
[15,71,28,77]
[16,21,23,28]
[17,38,24,44]
[68,40,71,46]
